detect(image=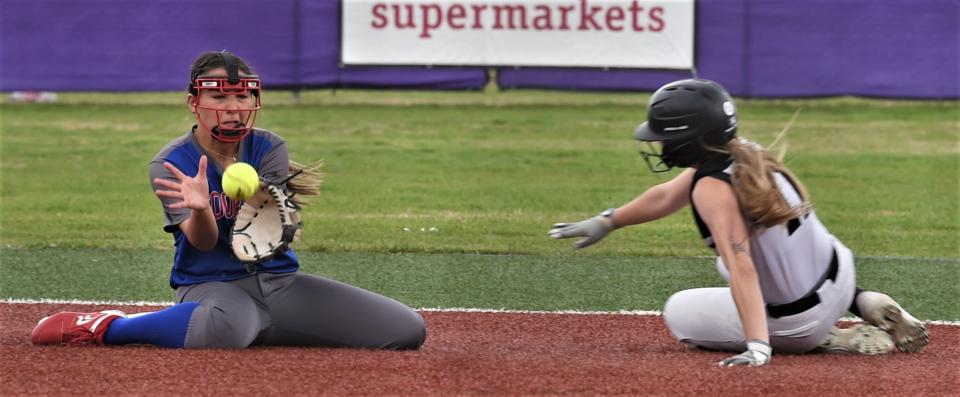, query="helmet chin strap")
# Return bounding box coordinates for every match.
[662,140,700,168]
[194,111,251,143]
[210,124,250,143]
